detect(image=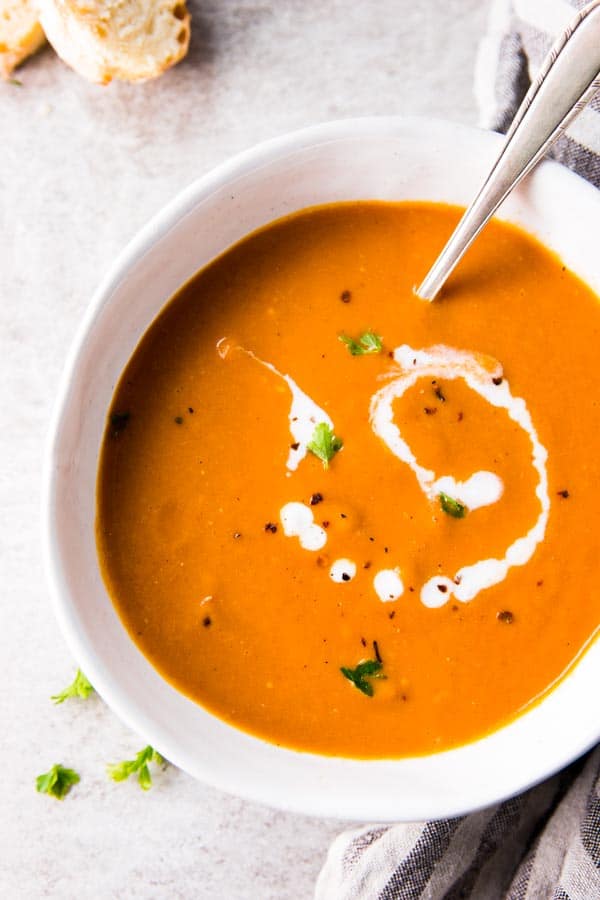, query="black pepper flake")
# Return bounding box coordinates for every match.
[340,513,347,519]
[557,489,570,499]
[174,416,184,425]
[369,536,375,542]
[454,575,462,585]
[437,583,448,593]
[384,547,389,554]
[310,492,323,506]
[188,407,194,414]
[373,640,382,663]
[360,637,367,647]
[434,385,446,402]
[109,411,130,437]
[202,616,212,627]
[457,411,464,422]
[537,579,544,587]
[387,350,394,359]
[341,572,351,582]
[233,532,242,539]
[492,376,503,386]
[408,586,415,592]
[290,442,300,451]
[424,407,437,415]
[340,289,352,303]
[264,522,278,533]
[497,610,514,624]
[322,520,330,528]
[388,611,396,619]
[451,604,459,612]
[363,561,372,570]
